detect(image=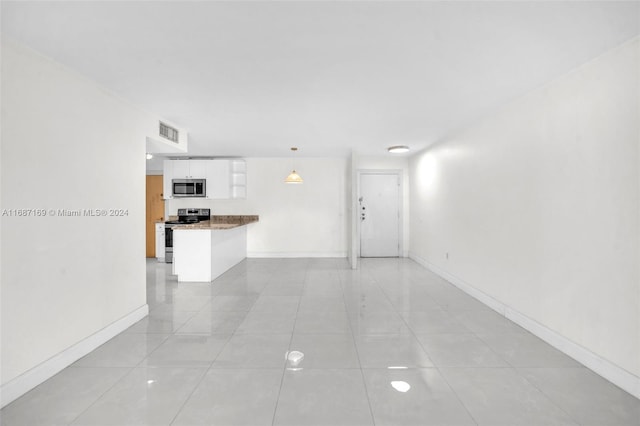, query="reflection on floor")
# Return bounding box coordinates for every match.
[2,258,639,425]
